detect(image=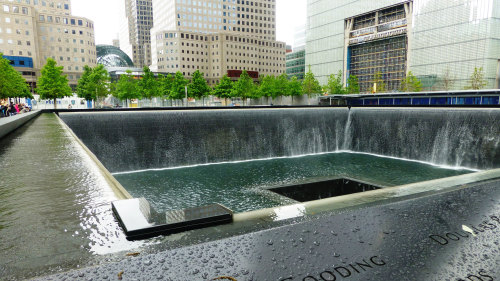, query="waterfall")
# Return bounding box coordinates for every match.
[60,108,500,173]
